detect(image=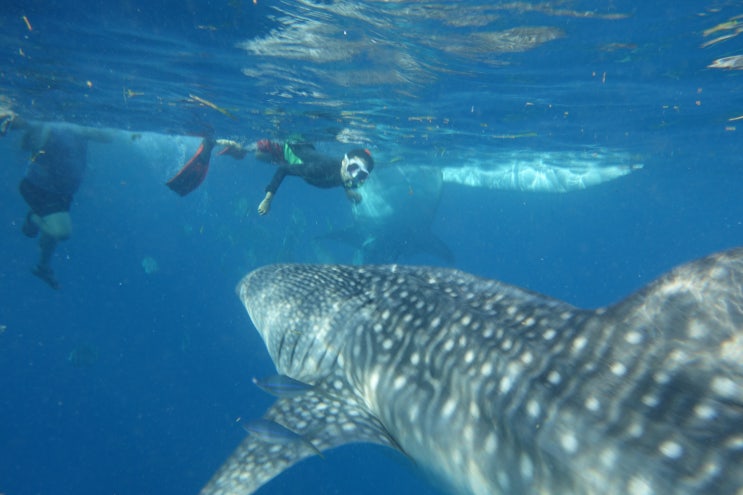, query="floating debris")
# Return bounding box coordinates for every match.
[703,17,742,37]
[187,94,237,120]
[701,30,743,48]
[123,88,145,100]
[708,55,743,70]
[701,15,743,47]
